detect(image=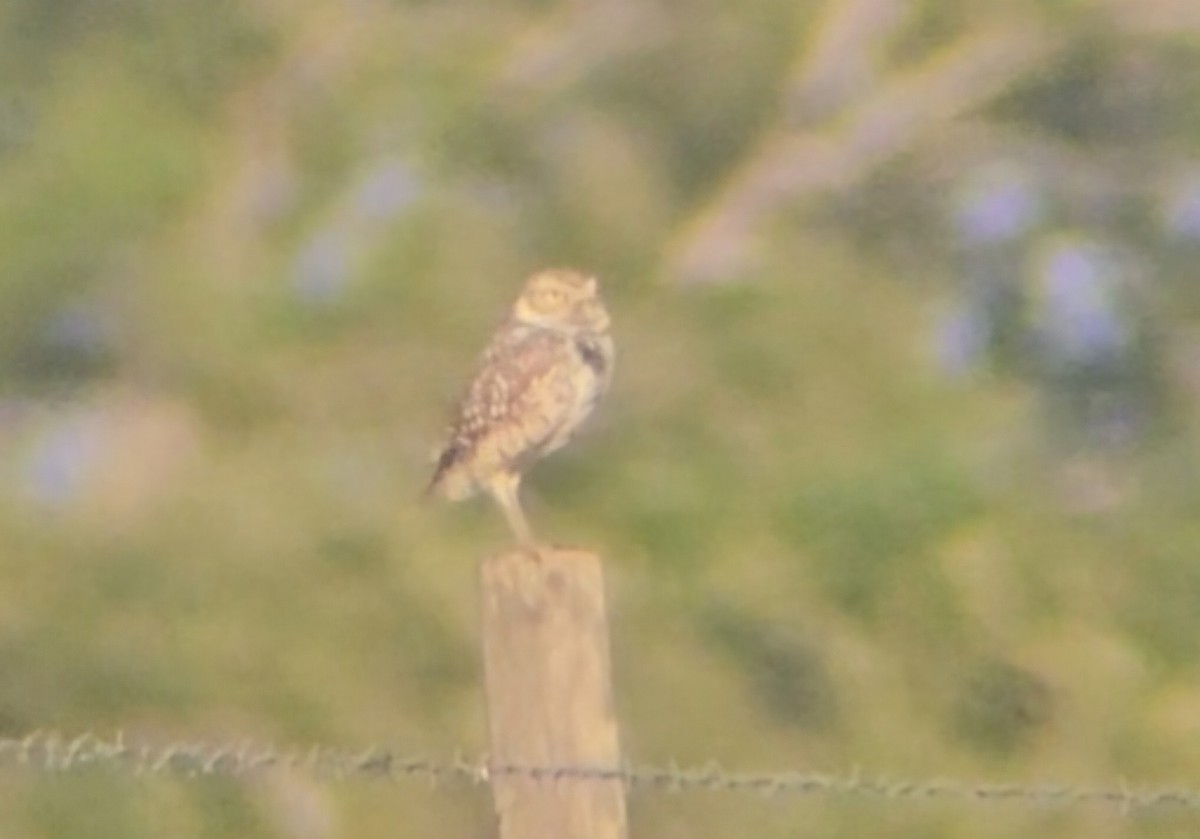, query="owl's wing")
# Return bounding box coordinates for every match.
[428,329,577,497]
